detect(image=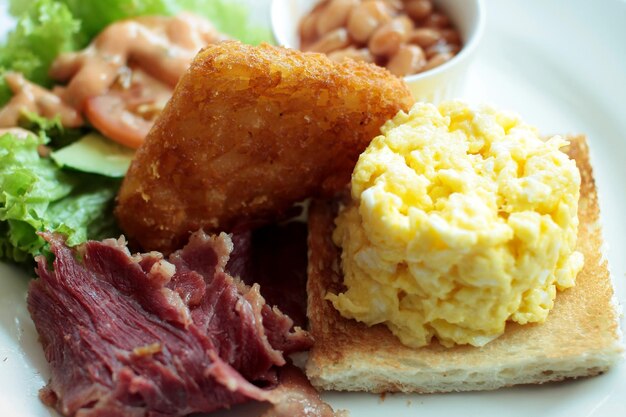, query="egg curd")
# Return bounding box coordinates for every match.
[329,101,584,348]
